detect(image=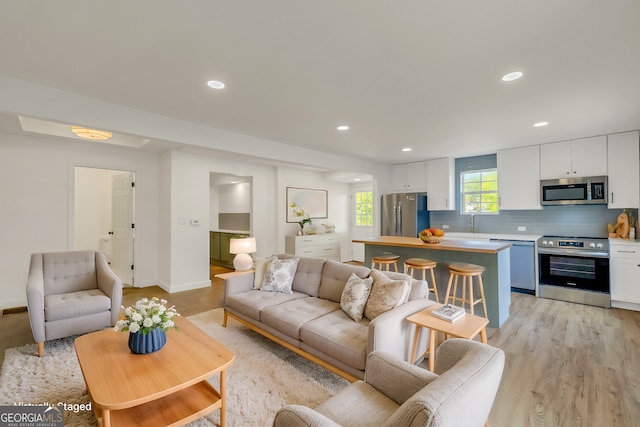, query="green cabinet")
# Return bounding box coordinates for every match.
[210,231,249,268]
